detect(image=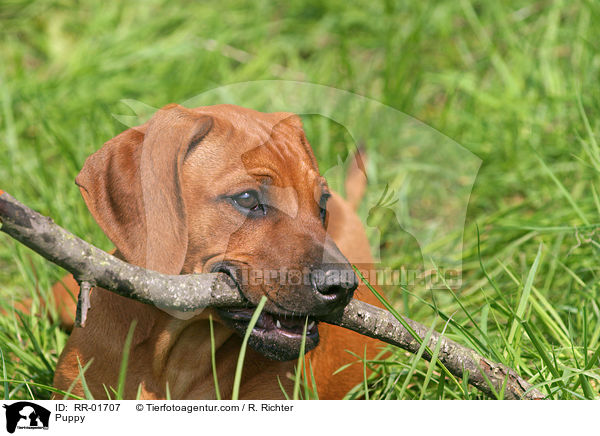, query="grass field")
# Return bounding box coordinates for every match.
[1,0,600,400]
